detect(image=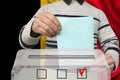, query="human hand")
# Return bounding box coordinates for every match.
[104,54,115,72]
[32,12,61,37]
